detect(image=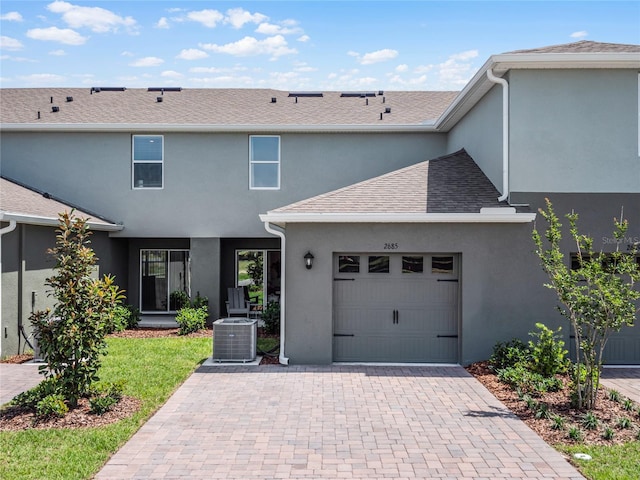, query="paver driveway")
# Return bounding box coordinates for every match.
[96,365,583,480]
